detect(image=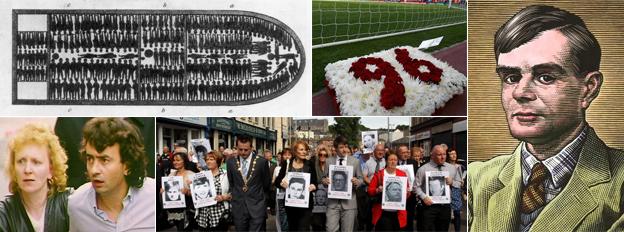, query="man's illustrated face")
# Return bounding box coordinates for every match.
[85,143,128,197]
[289,182,304,198]
[332,172,346,191]
[497,30,586,144]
